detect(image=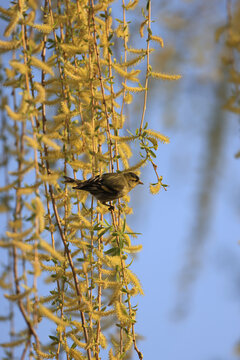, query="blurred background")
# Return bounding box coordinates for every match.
[126,0,240,359]
[0,0,240,359]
